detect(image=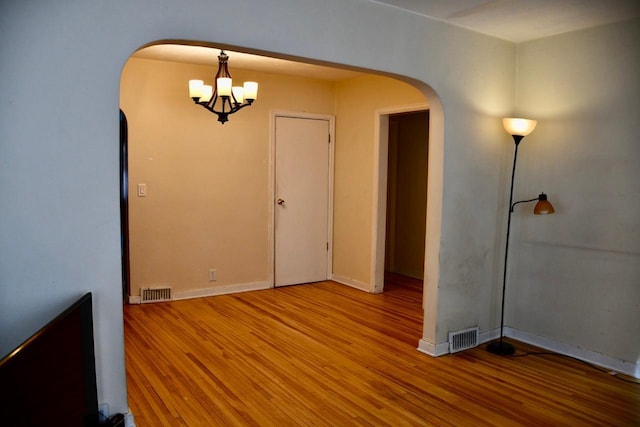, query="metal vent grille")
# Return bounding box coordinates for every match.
[141,287,172,303]
[448,327,479,353]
